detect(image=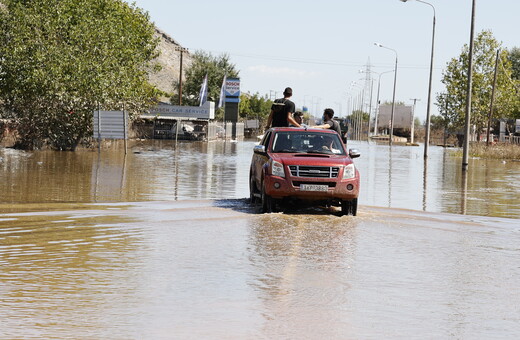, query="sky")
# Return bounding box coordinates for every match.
[130,0,519,121]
